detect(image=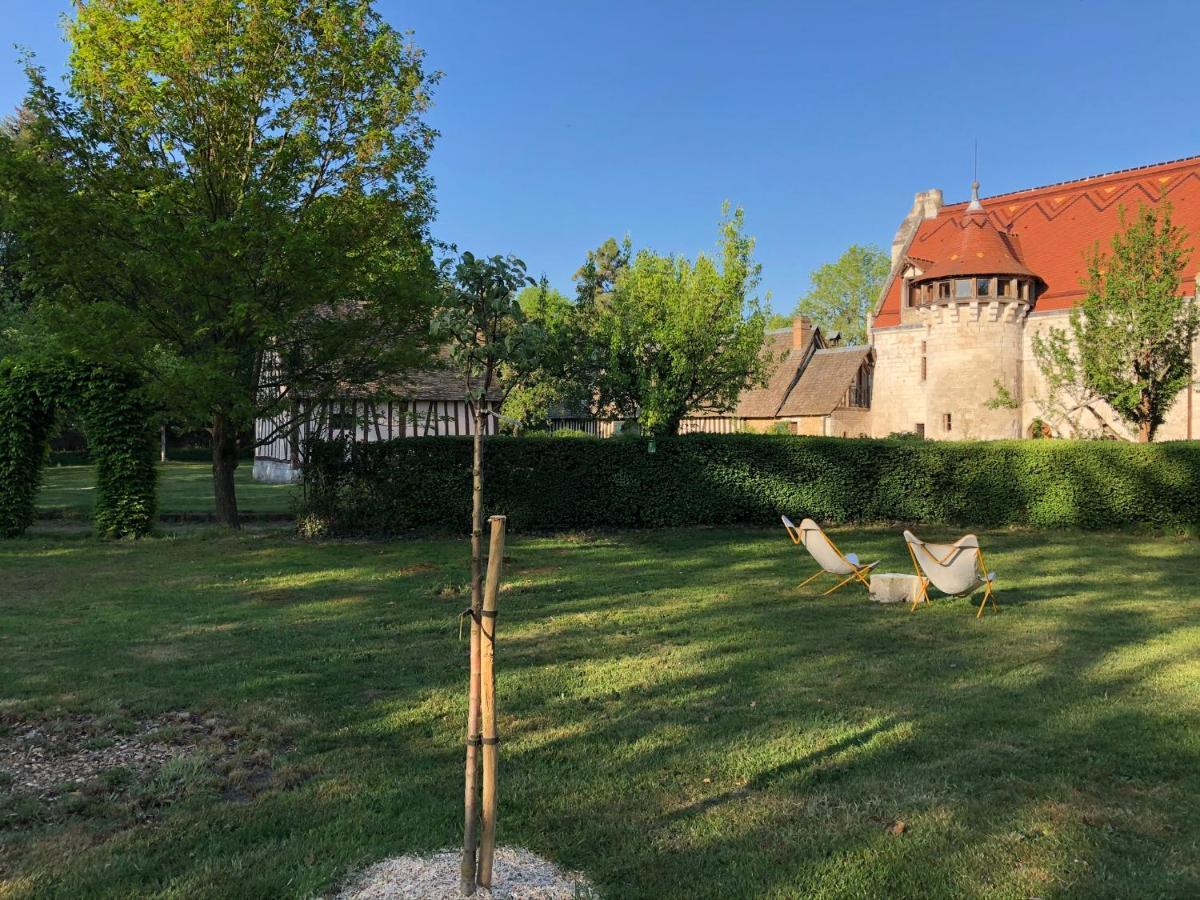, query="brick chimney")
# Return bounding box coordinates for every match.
[792,315,812,349]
